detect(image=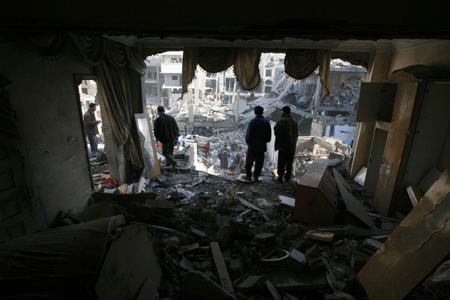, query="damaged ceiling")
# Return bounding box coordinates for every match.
[1,0,450,41]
